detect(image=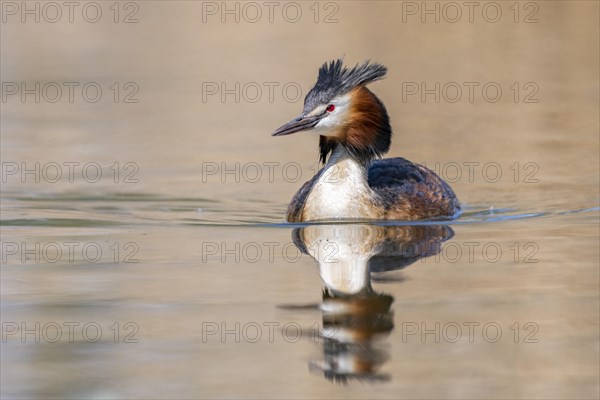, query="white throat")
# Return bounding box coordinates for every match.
[302,146,378,220]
